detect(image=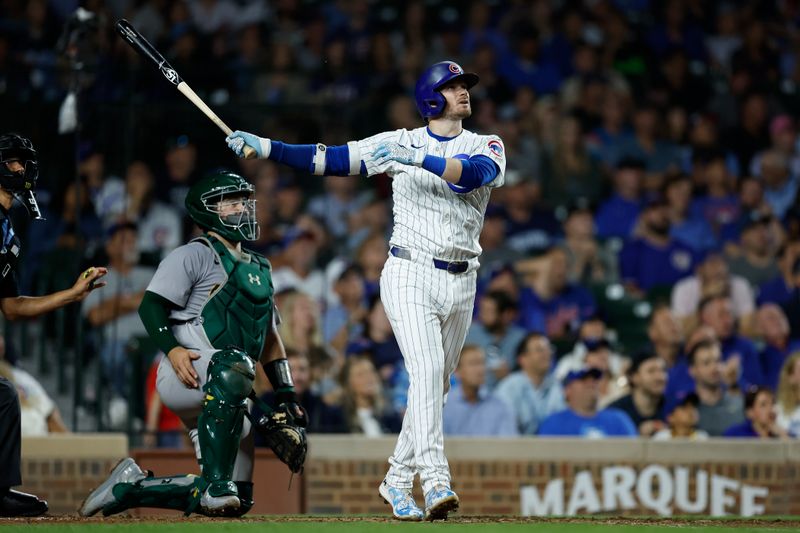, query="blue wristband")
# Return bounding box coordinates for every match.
[422,154,447,177]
